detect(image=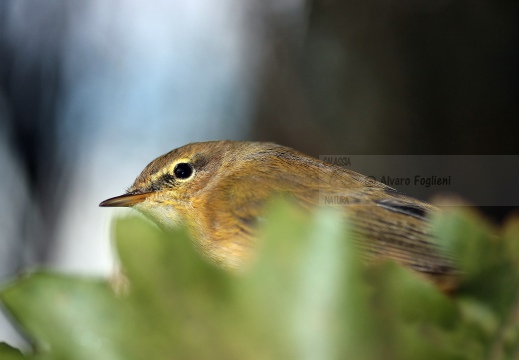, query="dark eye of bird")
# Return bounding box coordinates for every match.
[174,163,193,179]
